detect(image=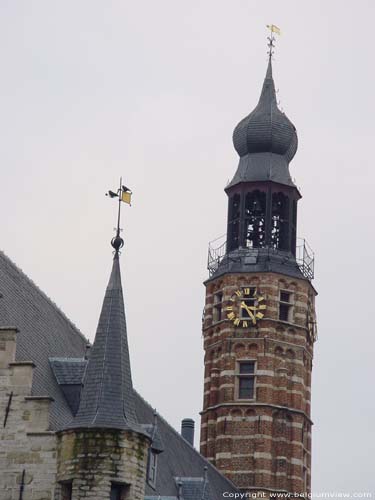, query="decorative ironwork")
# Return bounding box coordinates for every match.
[296,239,315,280]
[3,391,13,428]
[207,235,227,277]
[207,235,314,280]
